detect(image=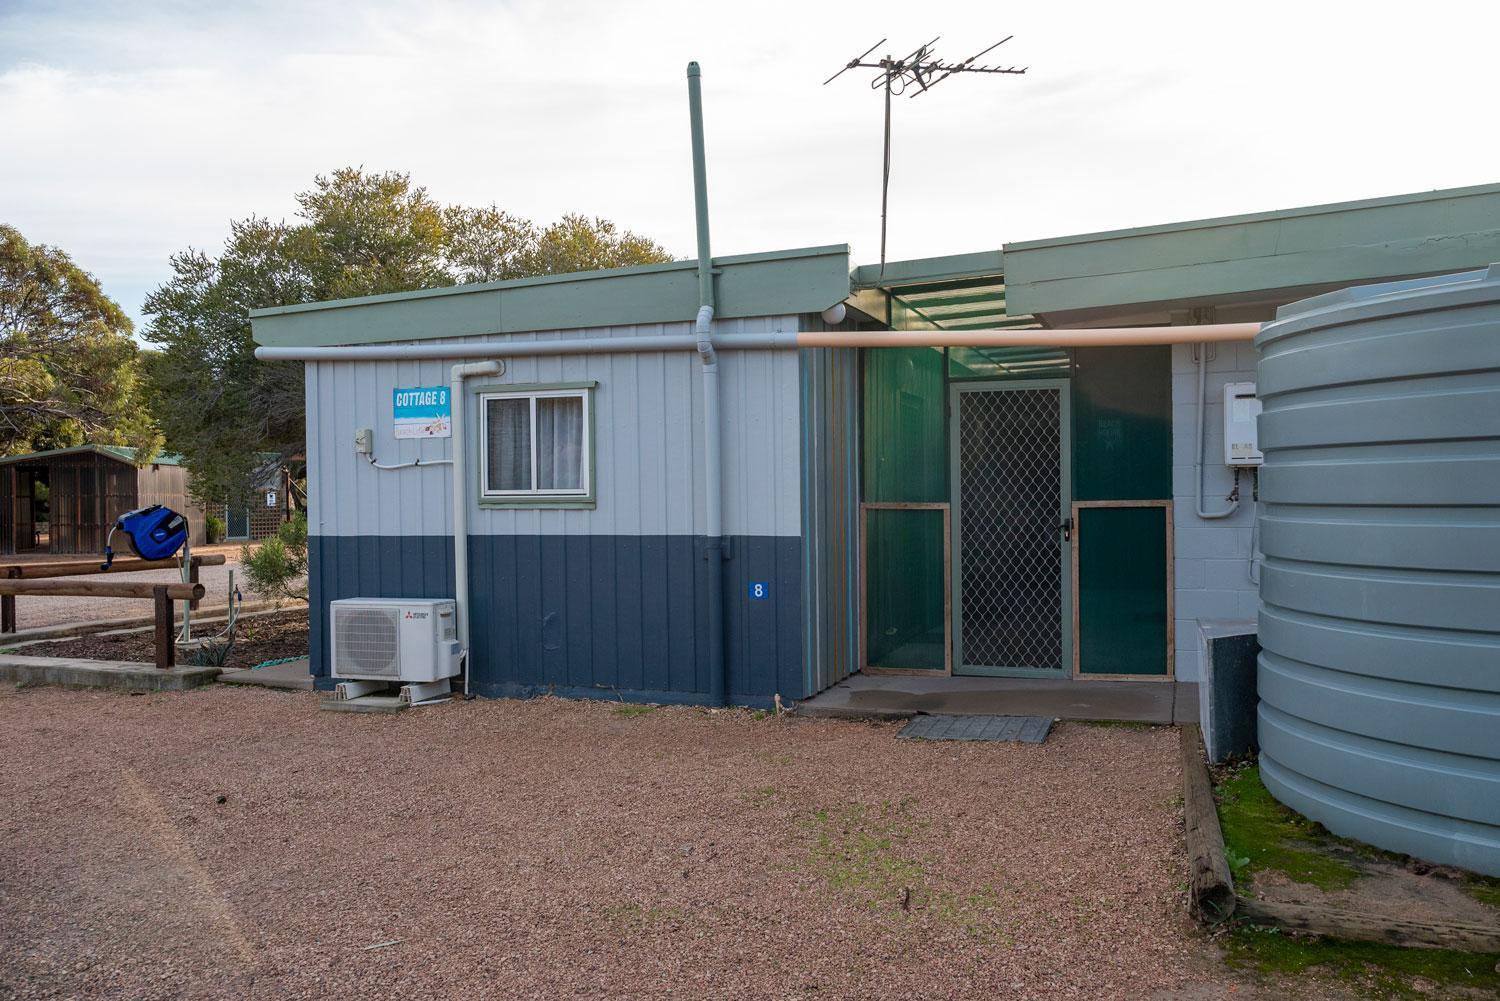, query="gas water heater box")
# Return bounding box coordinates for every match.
[329,598,461,683]
[1222,382,1263,467]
